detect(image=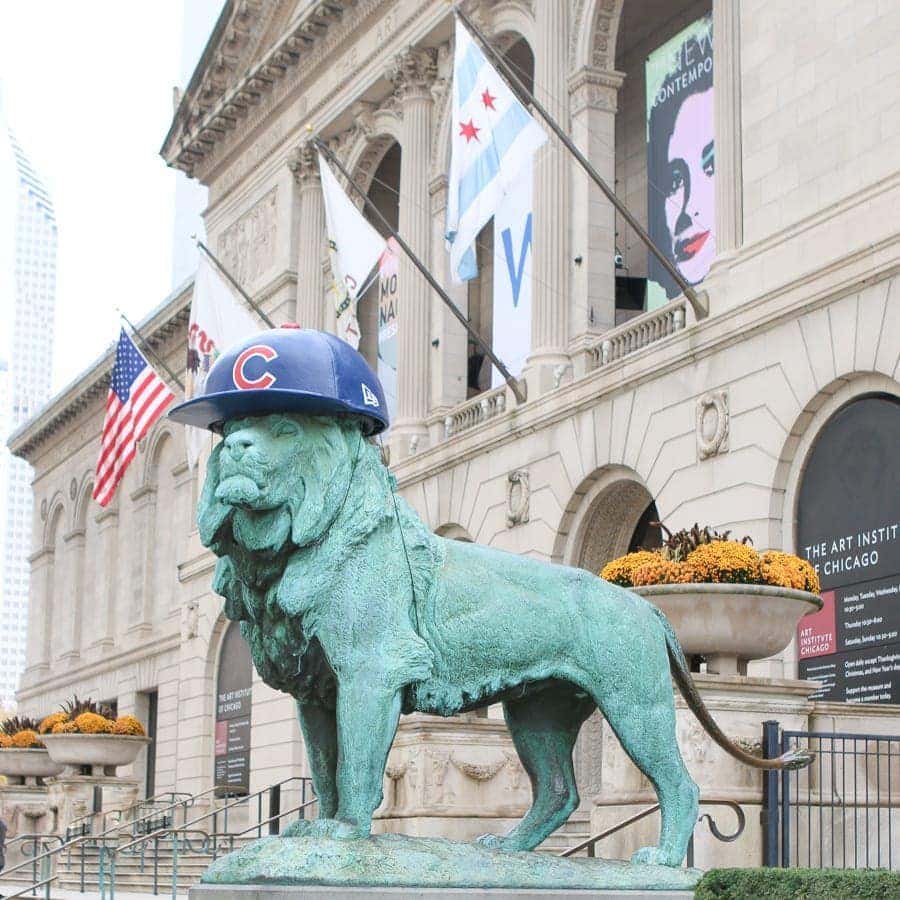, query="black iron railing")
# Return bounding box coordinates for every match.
[763,721,900,870]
